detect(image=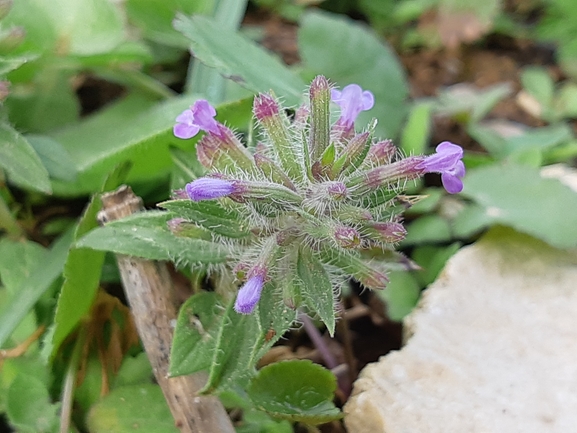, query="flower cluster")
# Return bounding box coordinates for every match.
[172,76,465,315]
